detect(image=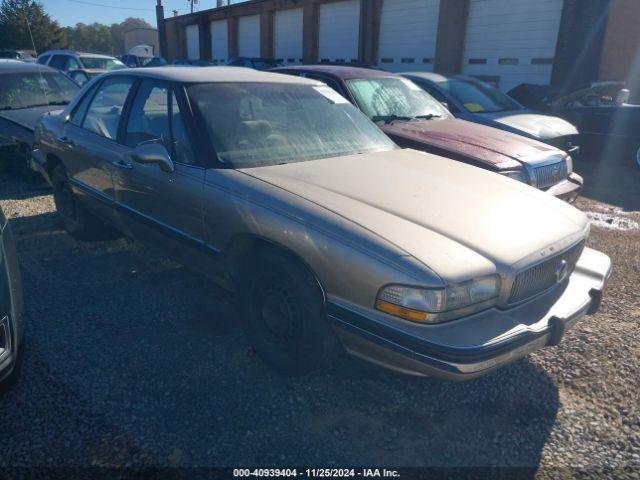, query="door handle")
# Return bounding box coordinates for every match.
[112,160,133,170]
[57,136,74,145]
